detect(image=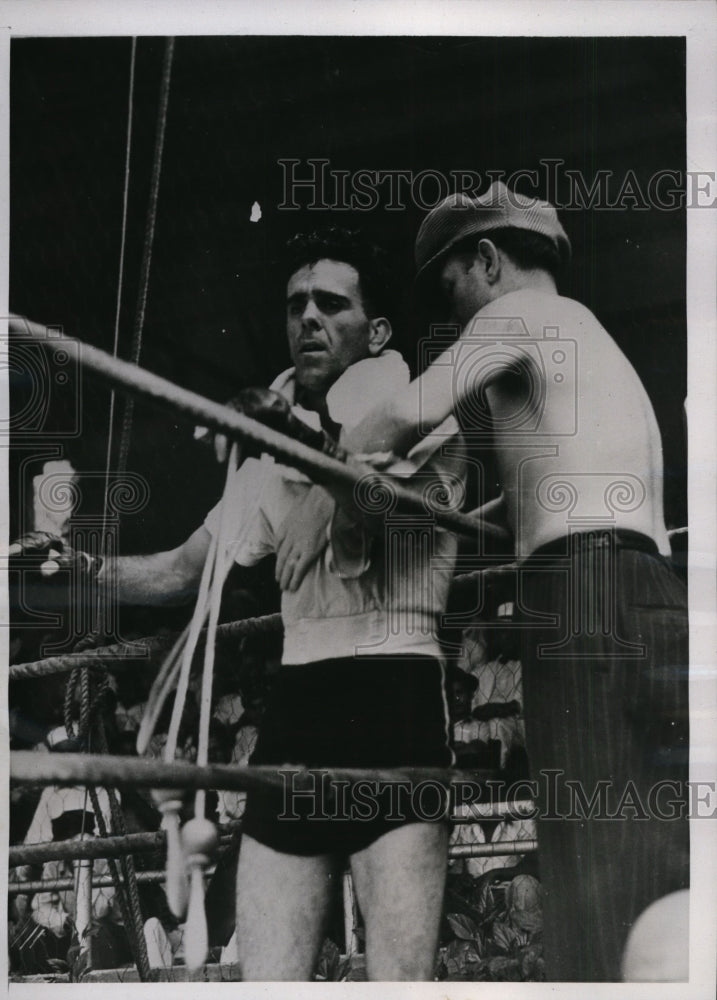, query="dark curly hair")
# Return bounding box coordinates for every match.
[284,227,391,318]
